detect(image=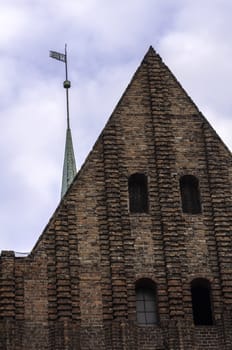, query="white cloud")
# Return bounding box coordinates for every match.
[0,5,28,47]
